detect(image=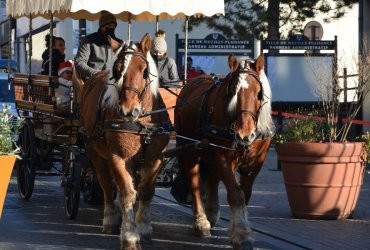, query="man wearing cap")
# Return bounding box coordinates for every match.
[151,30,180,86]
[75,10,123,79]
